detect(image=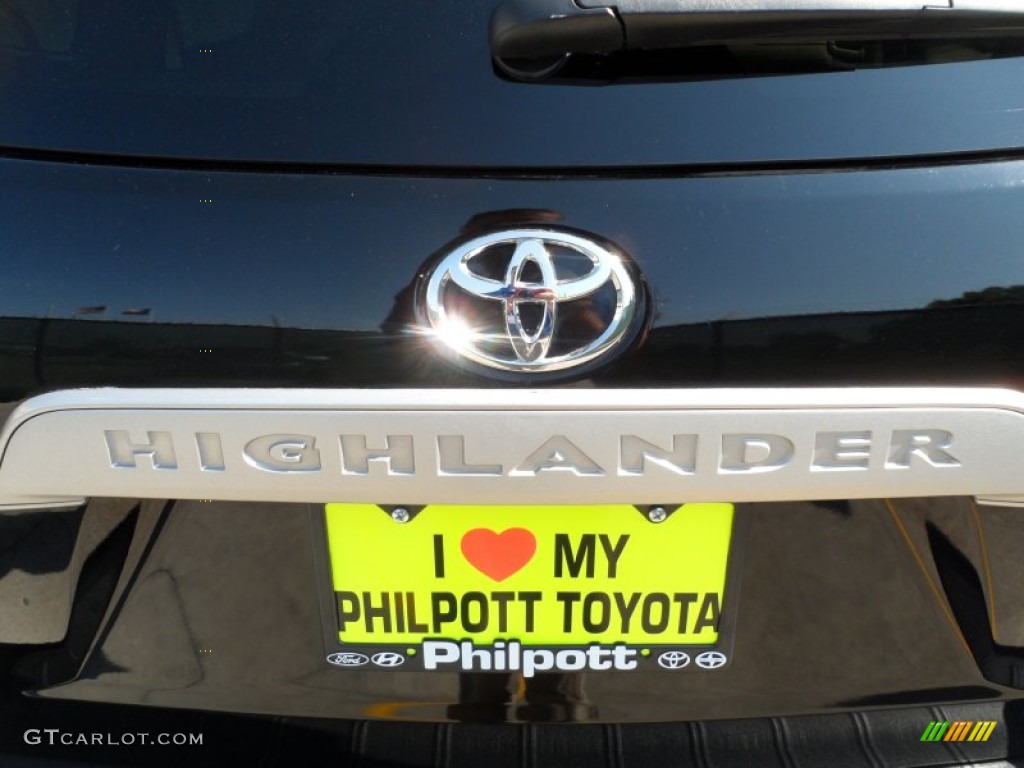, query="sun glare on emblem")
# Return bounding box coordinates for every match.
[417,228,647,378]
